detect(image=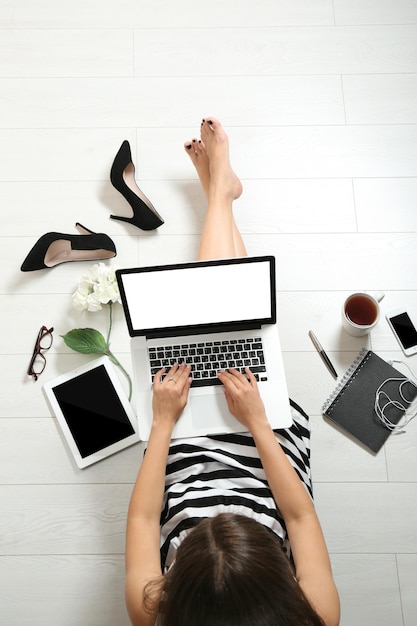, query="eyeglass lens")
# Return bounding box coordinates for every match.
[30,352,47,375]
[38,329,53,350]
